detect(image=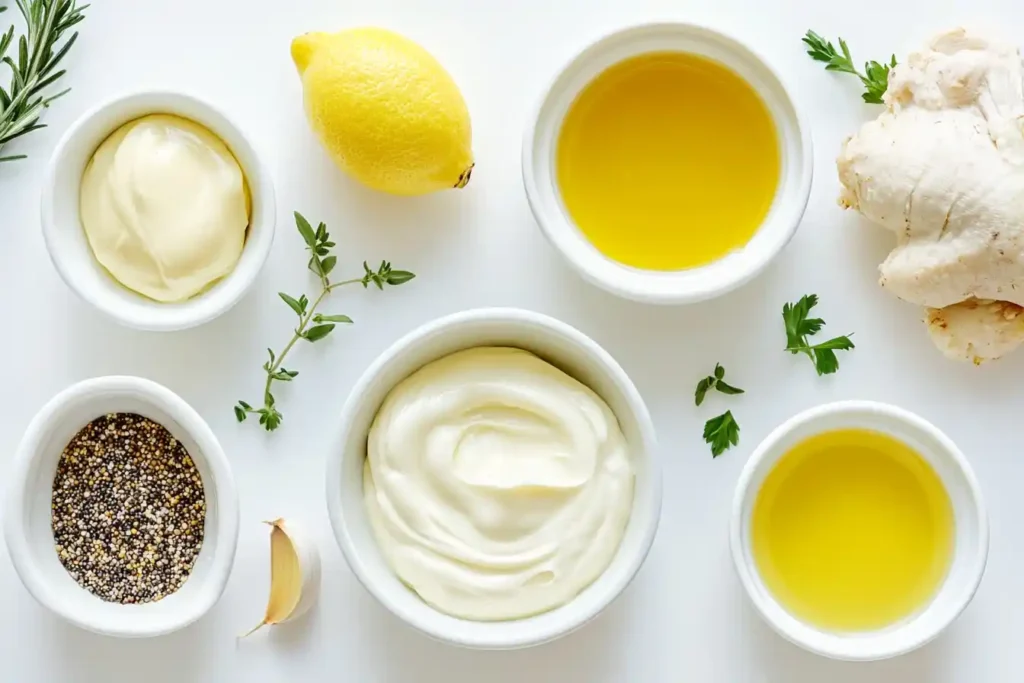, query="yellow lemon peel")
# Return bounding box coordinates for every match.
[291,27,474,196]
